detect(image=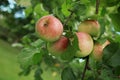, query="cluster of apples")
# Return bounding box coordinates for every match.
[35,15,110,61]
